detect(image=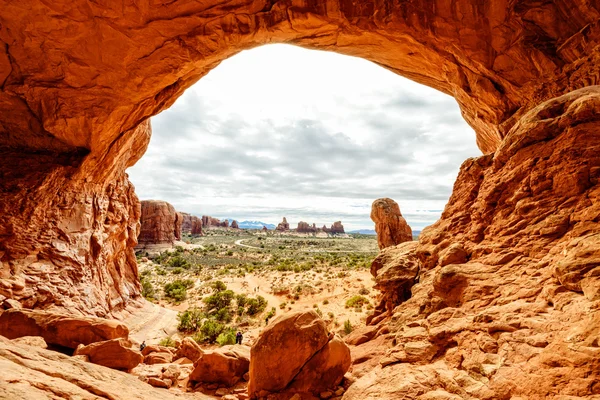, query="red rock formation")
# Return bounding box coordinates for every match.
[0,309,129,349]
[201,216,221,228]
[137,200,179,245]
[346,87,600,399]
[262,226,268,232]
[276,217,290,232]
[296,221,317,233]
[174,212,183,241]
[249,310,350,398]
[231,220,239,229]
[330,221,345,234]
[370,198,413,249]
[181,213,203,236]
